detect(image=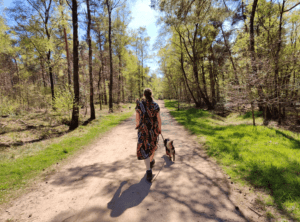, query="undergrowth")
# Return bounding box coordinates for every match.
[165,100,300,221]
